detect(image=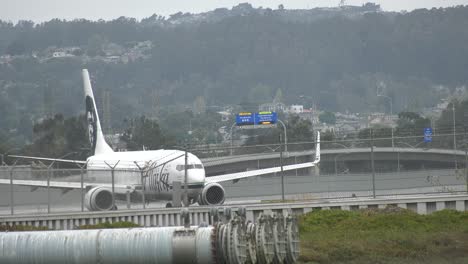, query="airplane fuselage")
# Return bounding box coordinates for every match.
[86,149,206,203]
